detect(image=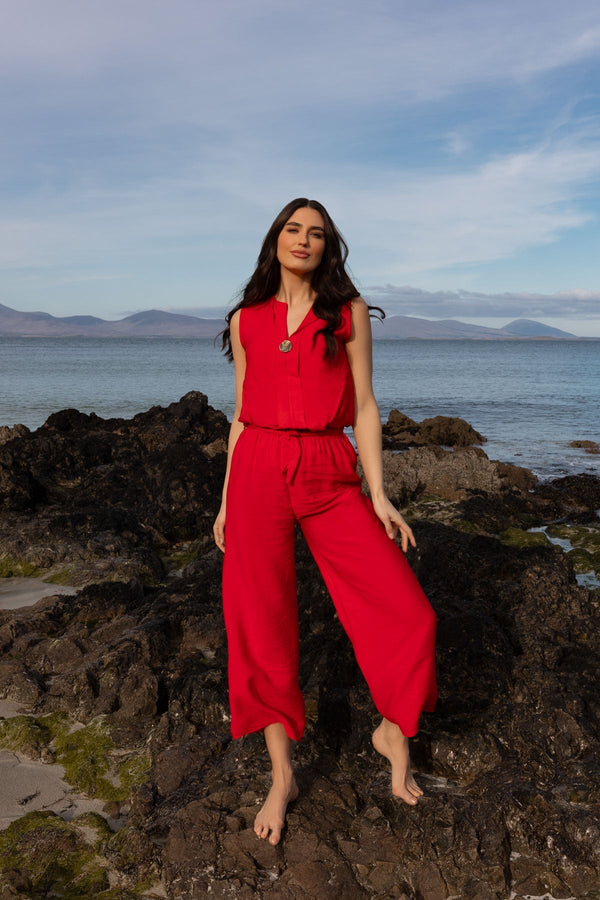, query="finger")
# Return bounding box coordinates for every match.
[397,521,416,548]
